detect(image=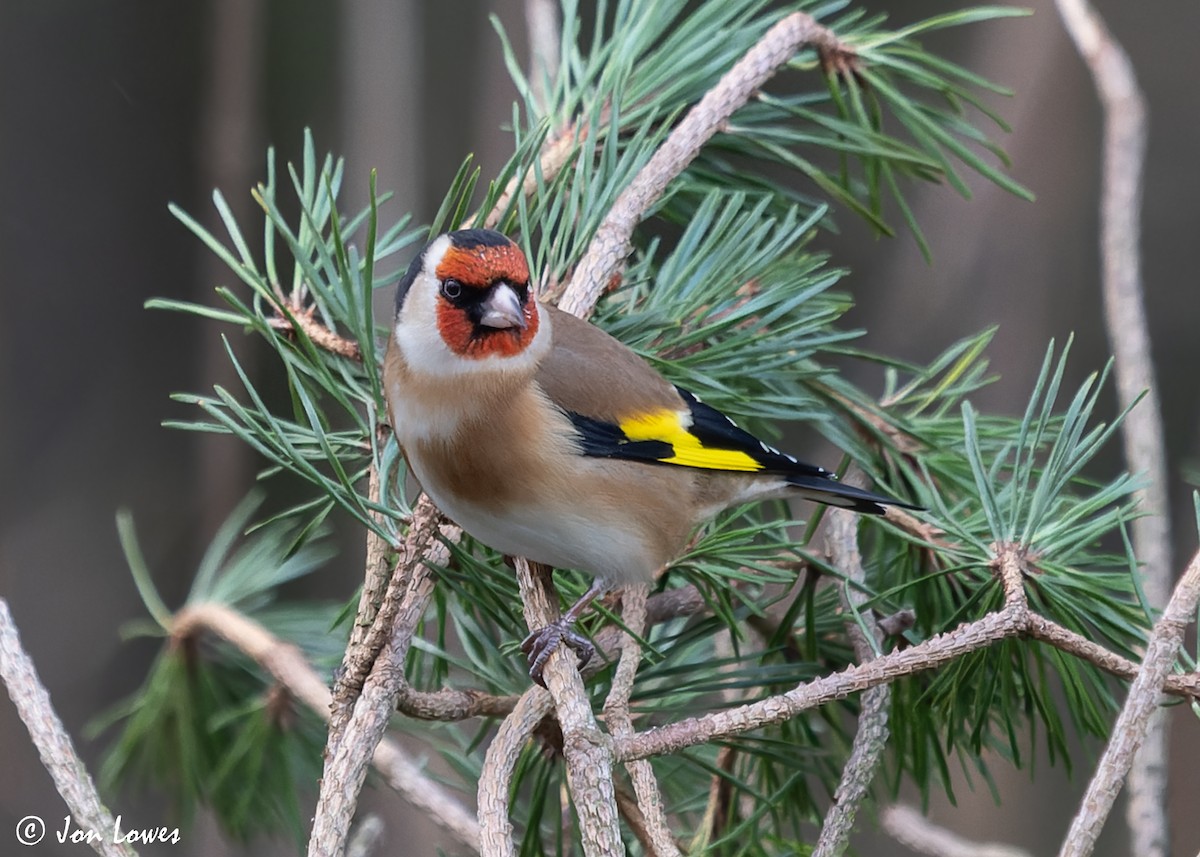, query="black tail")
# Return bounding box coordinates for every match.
[785,474,923,516]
